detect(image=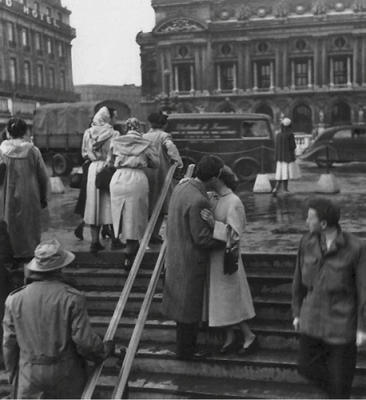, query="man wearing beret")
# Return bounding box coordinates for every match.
[144,111,183,243]
[2,239,114,399]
